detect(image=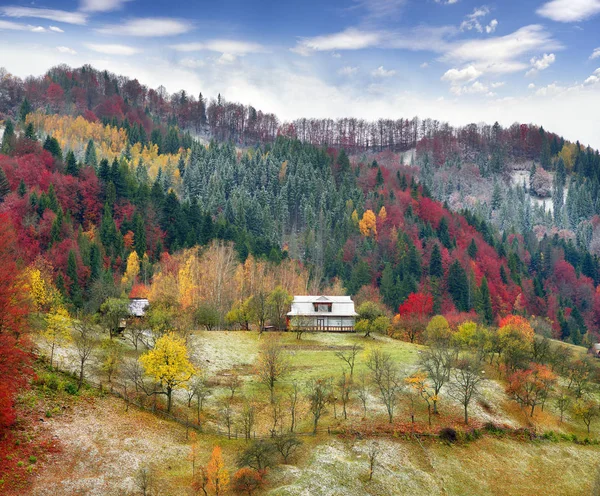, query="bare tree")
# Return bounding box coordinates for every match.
[306,378,332,434]
[72,319,97,391]
[419,345,454,414]
[273,435,302,463]
[288,380,300,433]
[224,372,242,400]
[448,357,484,425]
[337,372,352,420]
[124,319,147,351]
[367,442,380,481]
[188,374,212,426]
[270,398,284,437]
[240,402,257,440]
[355,373,370,418]
[335,344,361,377]
[367,349,403,423]
[257,341,288,403]
[219,400,235,439]
[135,465,154,496]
